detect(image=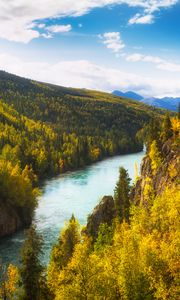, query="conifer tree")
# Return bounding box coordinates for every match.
[138,117,161,150]
[148,118,161,145]
[161,112,173,141]
[20,226,44,300]
[48,215,80,293]
[50,214,80,269]
[149,140,162,175]
[114,167,131,222]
